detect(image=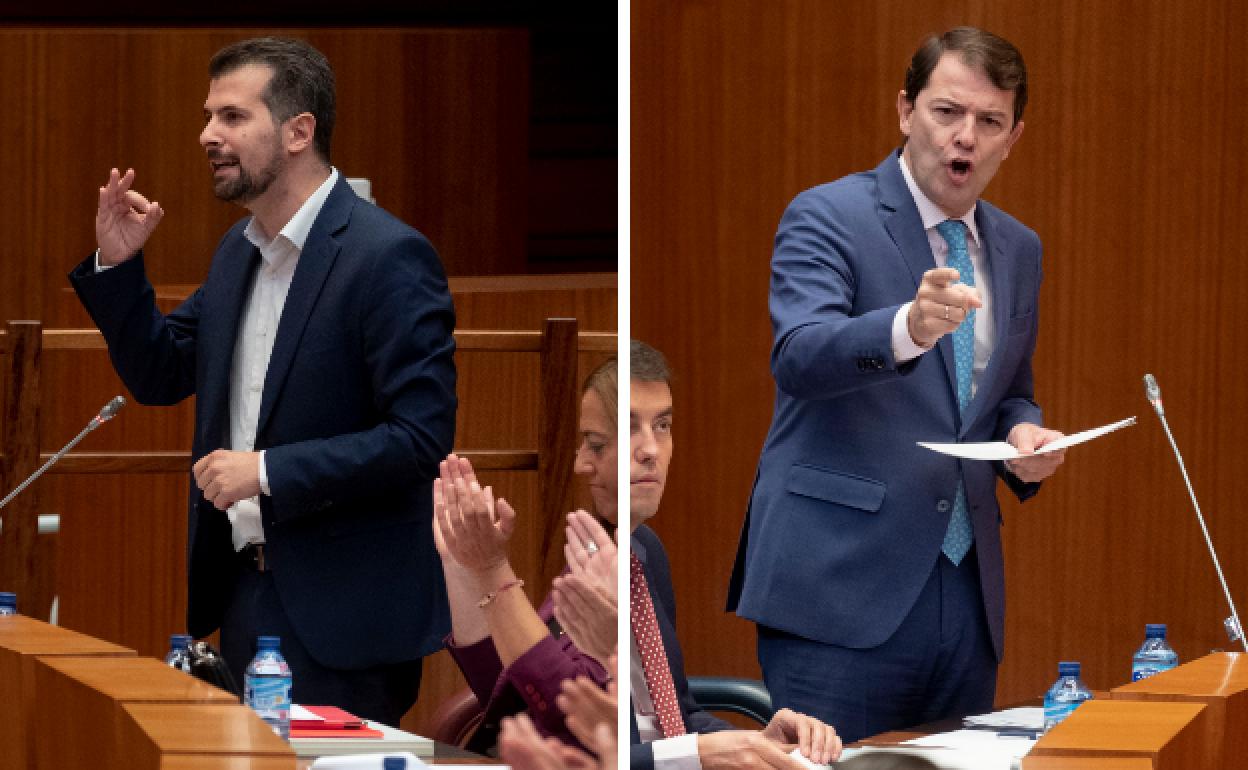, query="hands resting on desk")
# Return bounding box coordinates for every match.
[697,708,842,769]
